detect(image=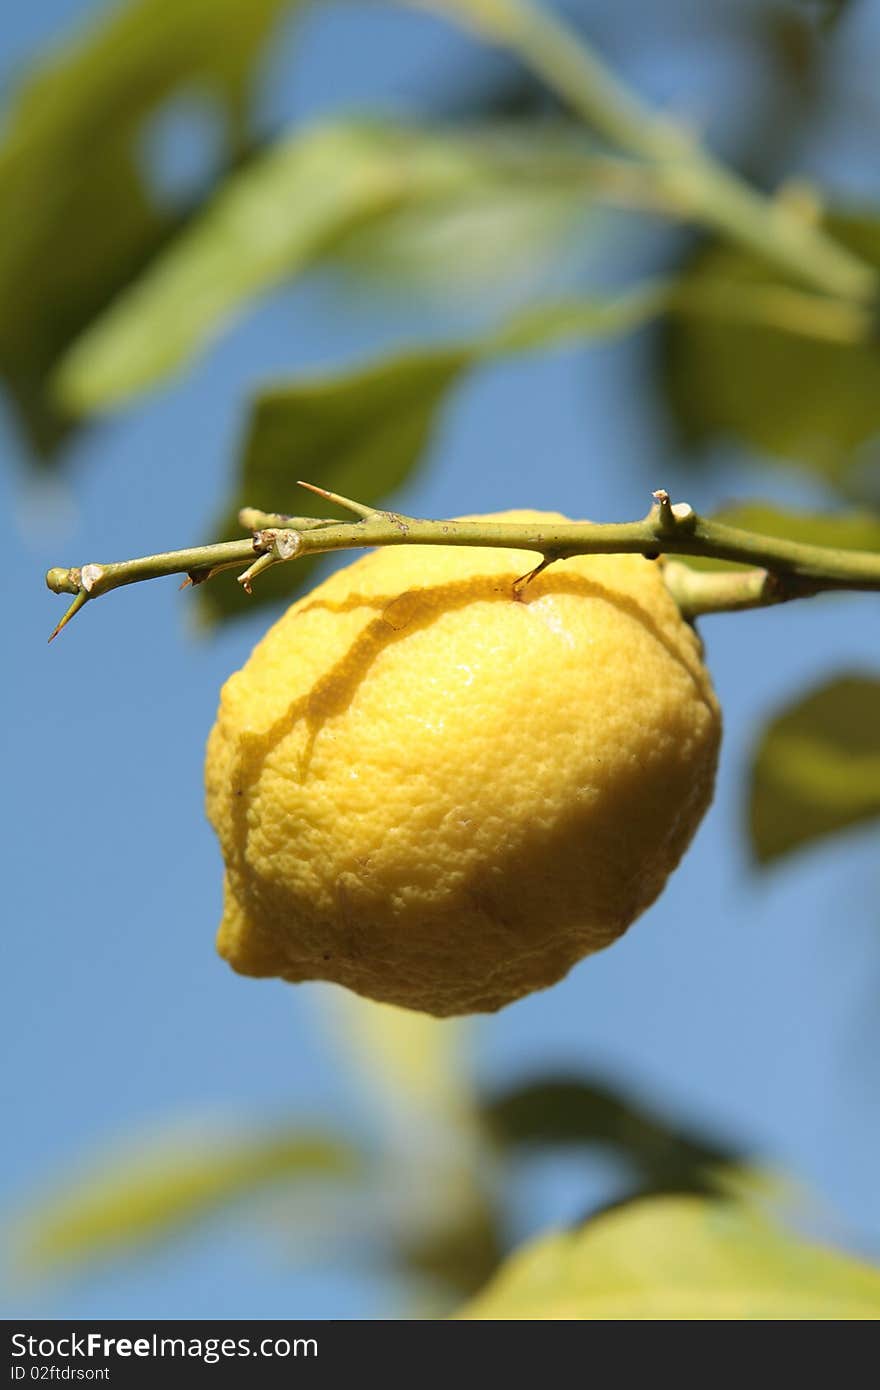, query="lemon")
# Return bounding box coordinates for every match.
[205,512,720,1016]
